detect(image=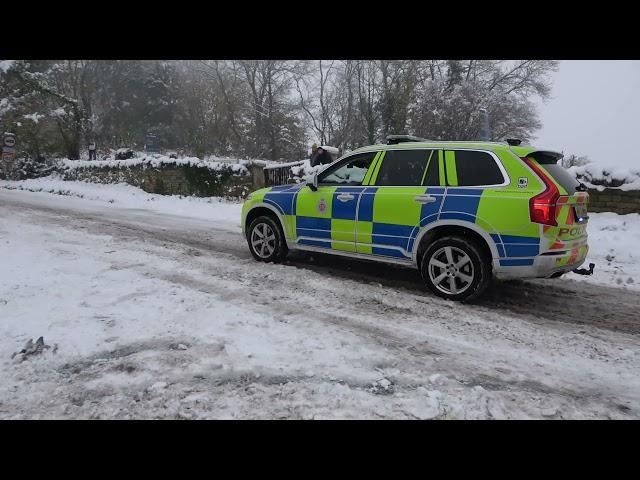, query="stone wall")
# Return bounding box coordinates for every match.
[587,188,640,215]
